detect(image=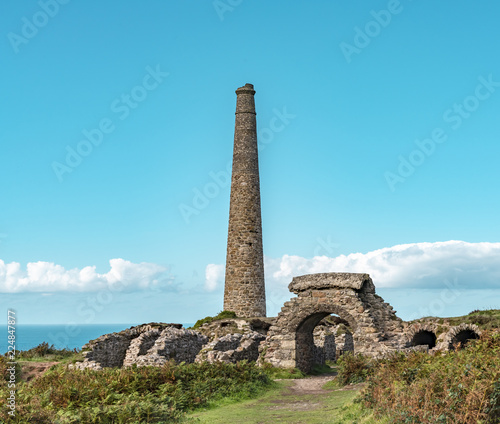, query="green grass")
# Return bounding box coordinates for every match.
[332,400,389,424]
[260,363,306,379]
[410,309,500,331]
[452,308,500,330]
[10,342,82,363]
[191,311,237,329]
[0,359,274,423]
[187,379,387,423]
[188,380,358,423]
[309,362,335,375]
